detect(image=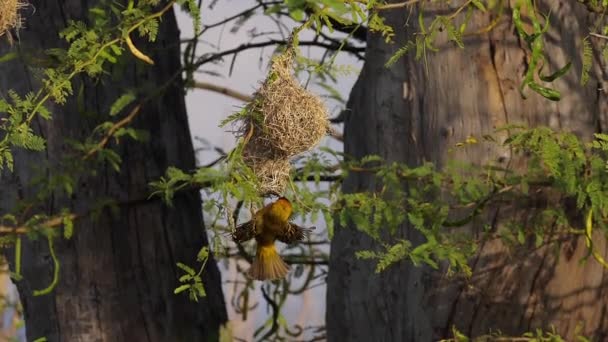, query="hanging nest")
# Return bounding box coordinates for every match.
[233,48,330,195]
[239,49,330,158]
[243,155,291,195]
[0,0,25,43]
